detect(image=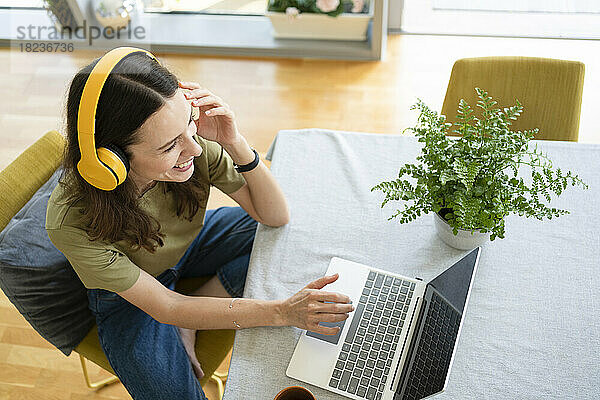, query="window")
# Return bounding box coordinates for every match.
[433,0,599,14]
[400,0,600,39]
[0,0,43,7]
[1,0,387,60]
